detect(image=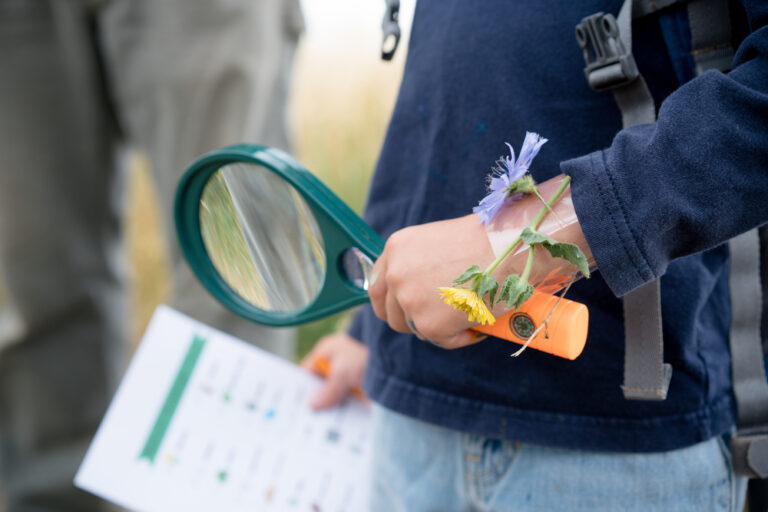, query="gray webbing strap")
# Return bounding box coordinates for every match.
[633,0,685,17]
[729,229,768,478]
[687,0,768,479]
[614,0,668,400]
[602,0,736,402]
[576,0,667,400]
[684,1,768,478]
[575,0,656,124]
[576,0,656,124]
[730,229,768,427]
[621,0,737,402]
[687,0,735,74]
[612,0,657,127]
[621,280,673,400]
[731,432,768,479]
[381,0,401,61]
[579,0,741,403]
